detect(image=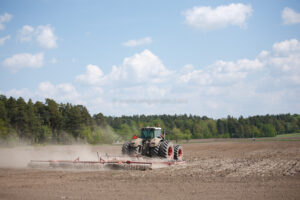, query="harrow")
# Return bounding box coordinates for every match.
[28,153,185,171]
